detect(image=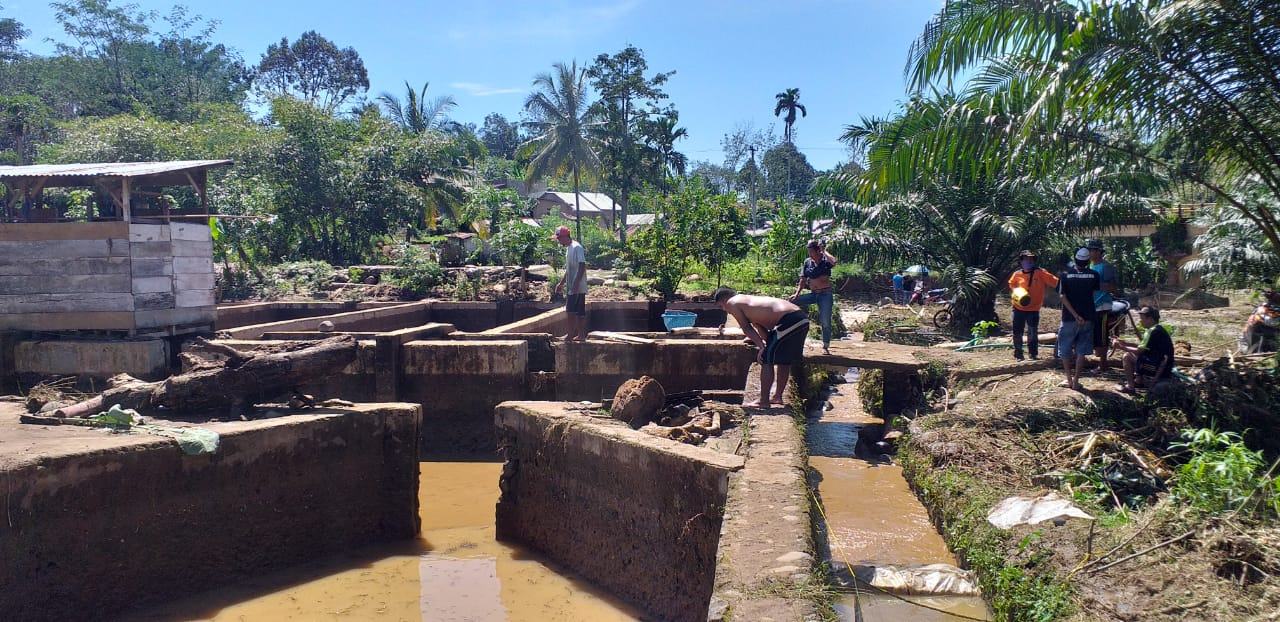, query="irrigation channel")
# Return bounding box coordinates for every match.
[809,366,990,621]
